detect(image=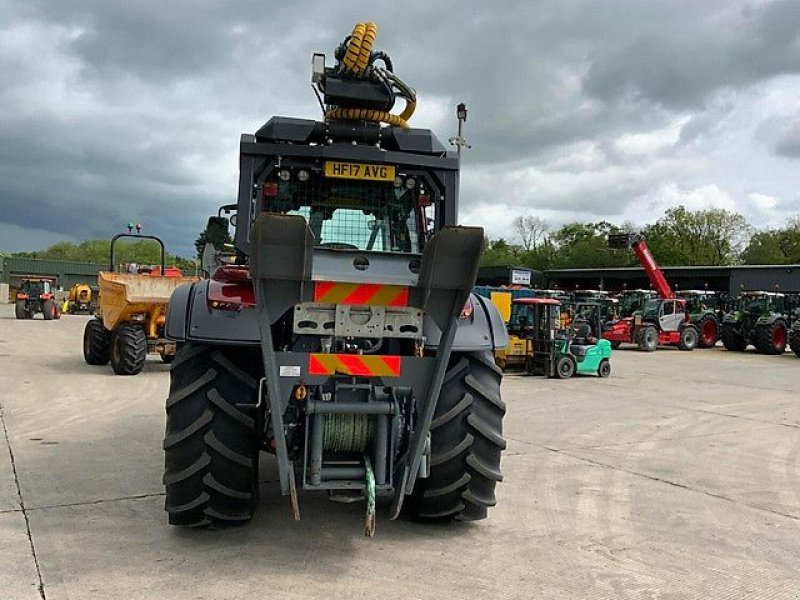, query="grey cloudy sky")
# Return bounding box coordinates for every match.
[1,0,799,256]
